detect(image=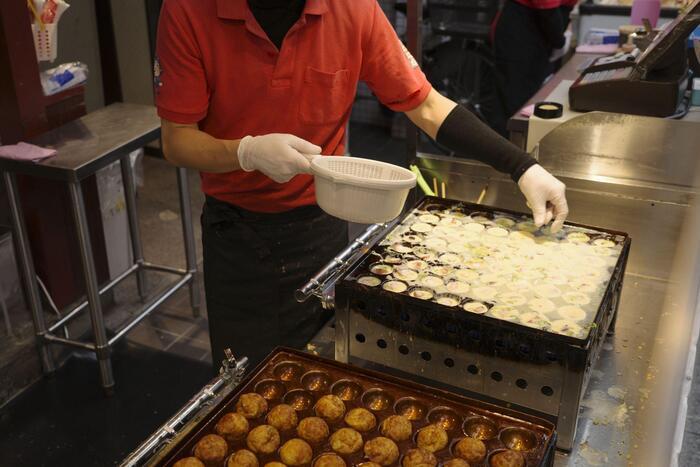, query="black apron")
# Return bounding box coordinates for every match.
[202,196,348,369]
